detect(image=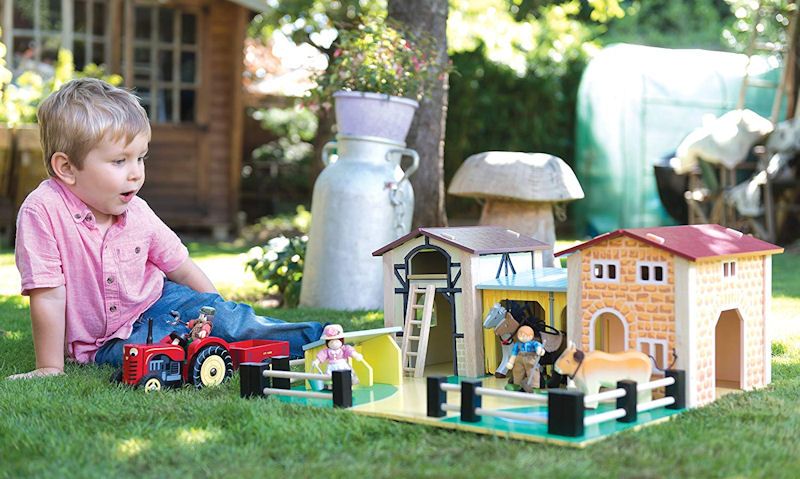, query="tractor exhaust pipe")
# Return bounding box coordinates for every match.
[146,318,153,344]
